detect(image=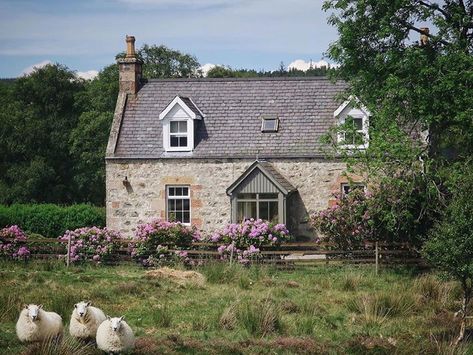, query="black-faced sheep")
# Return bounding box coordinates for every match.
[69,301,107,340]
[96,316,135,354]
[15,304,63,342]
